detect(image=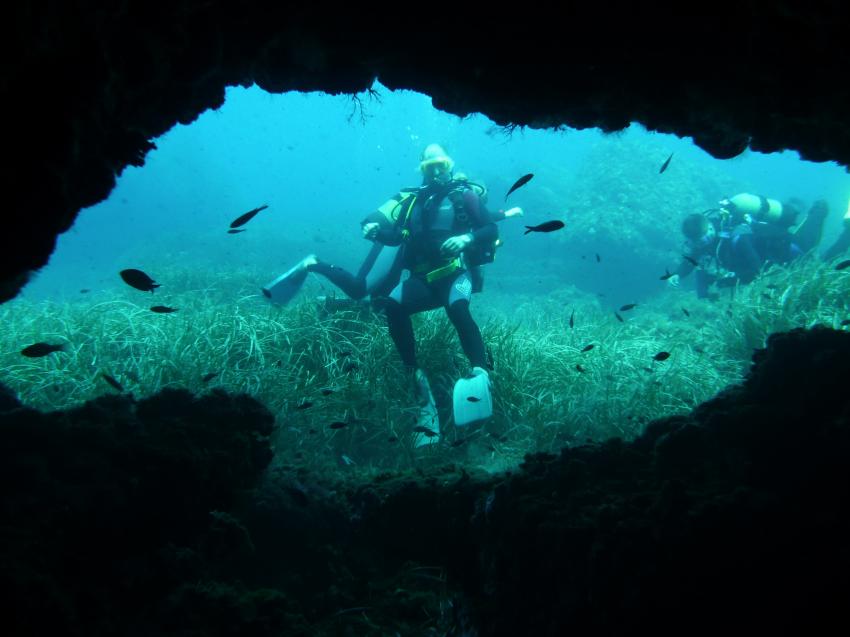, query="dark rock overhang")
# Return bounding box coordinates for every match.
[3,4,849,303]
